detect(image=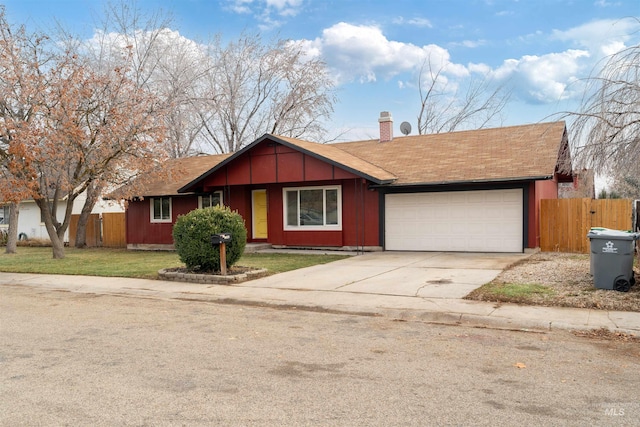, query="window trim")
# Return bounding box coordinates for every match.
[283,185,342,231]
[0,205,10,226]
[150,197,172,223]
[198,191,224,209]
